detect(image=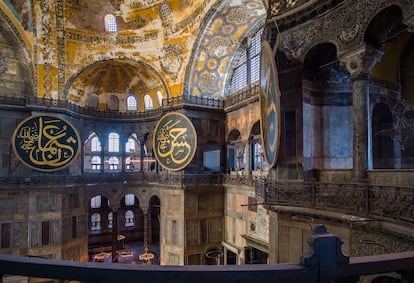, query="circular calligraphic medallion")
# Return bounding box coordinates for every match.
[12,114,80,172]
[153,112,197,171]
[259,41,281,168]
